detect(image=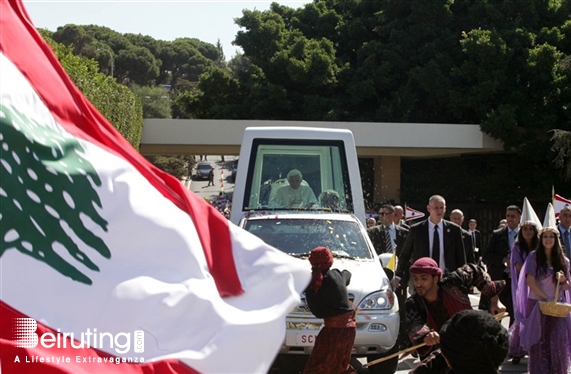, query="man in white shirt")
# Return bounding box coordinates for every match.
[368,204,409,255]
[396,195,466,281]
[269,169,318,208]
[482,204,521,326]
